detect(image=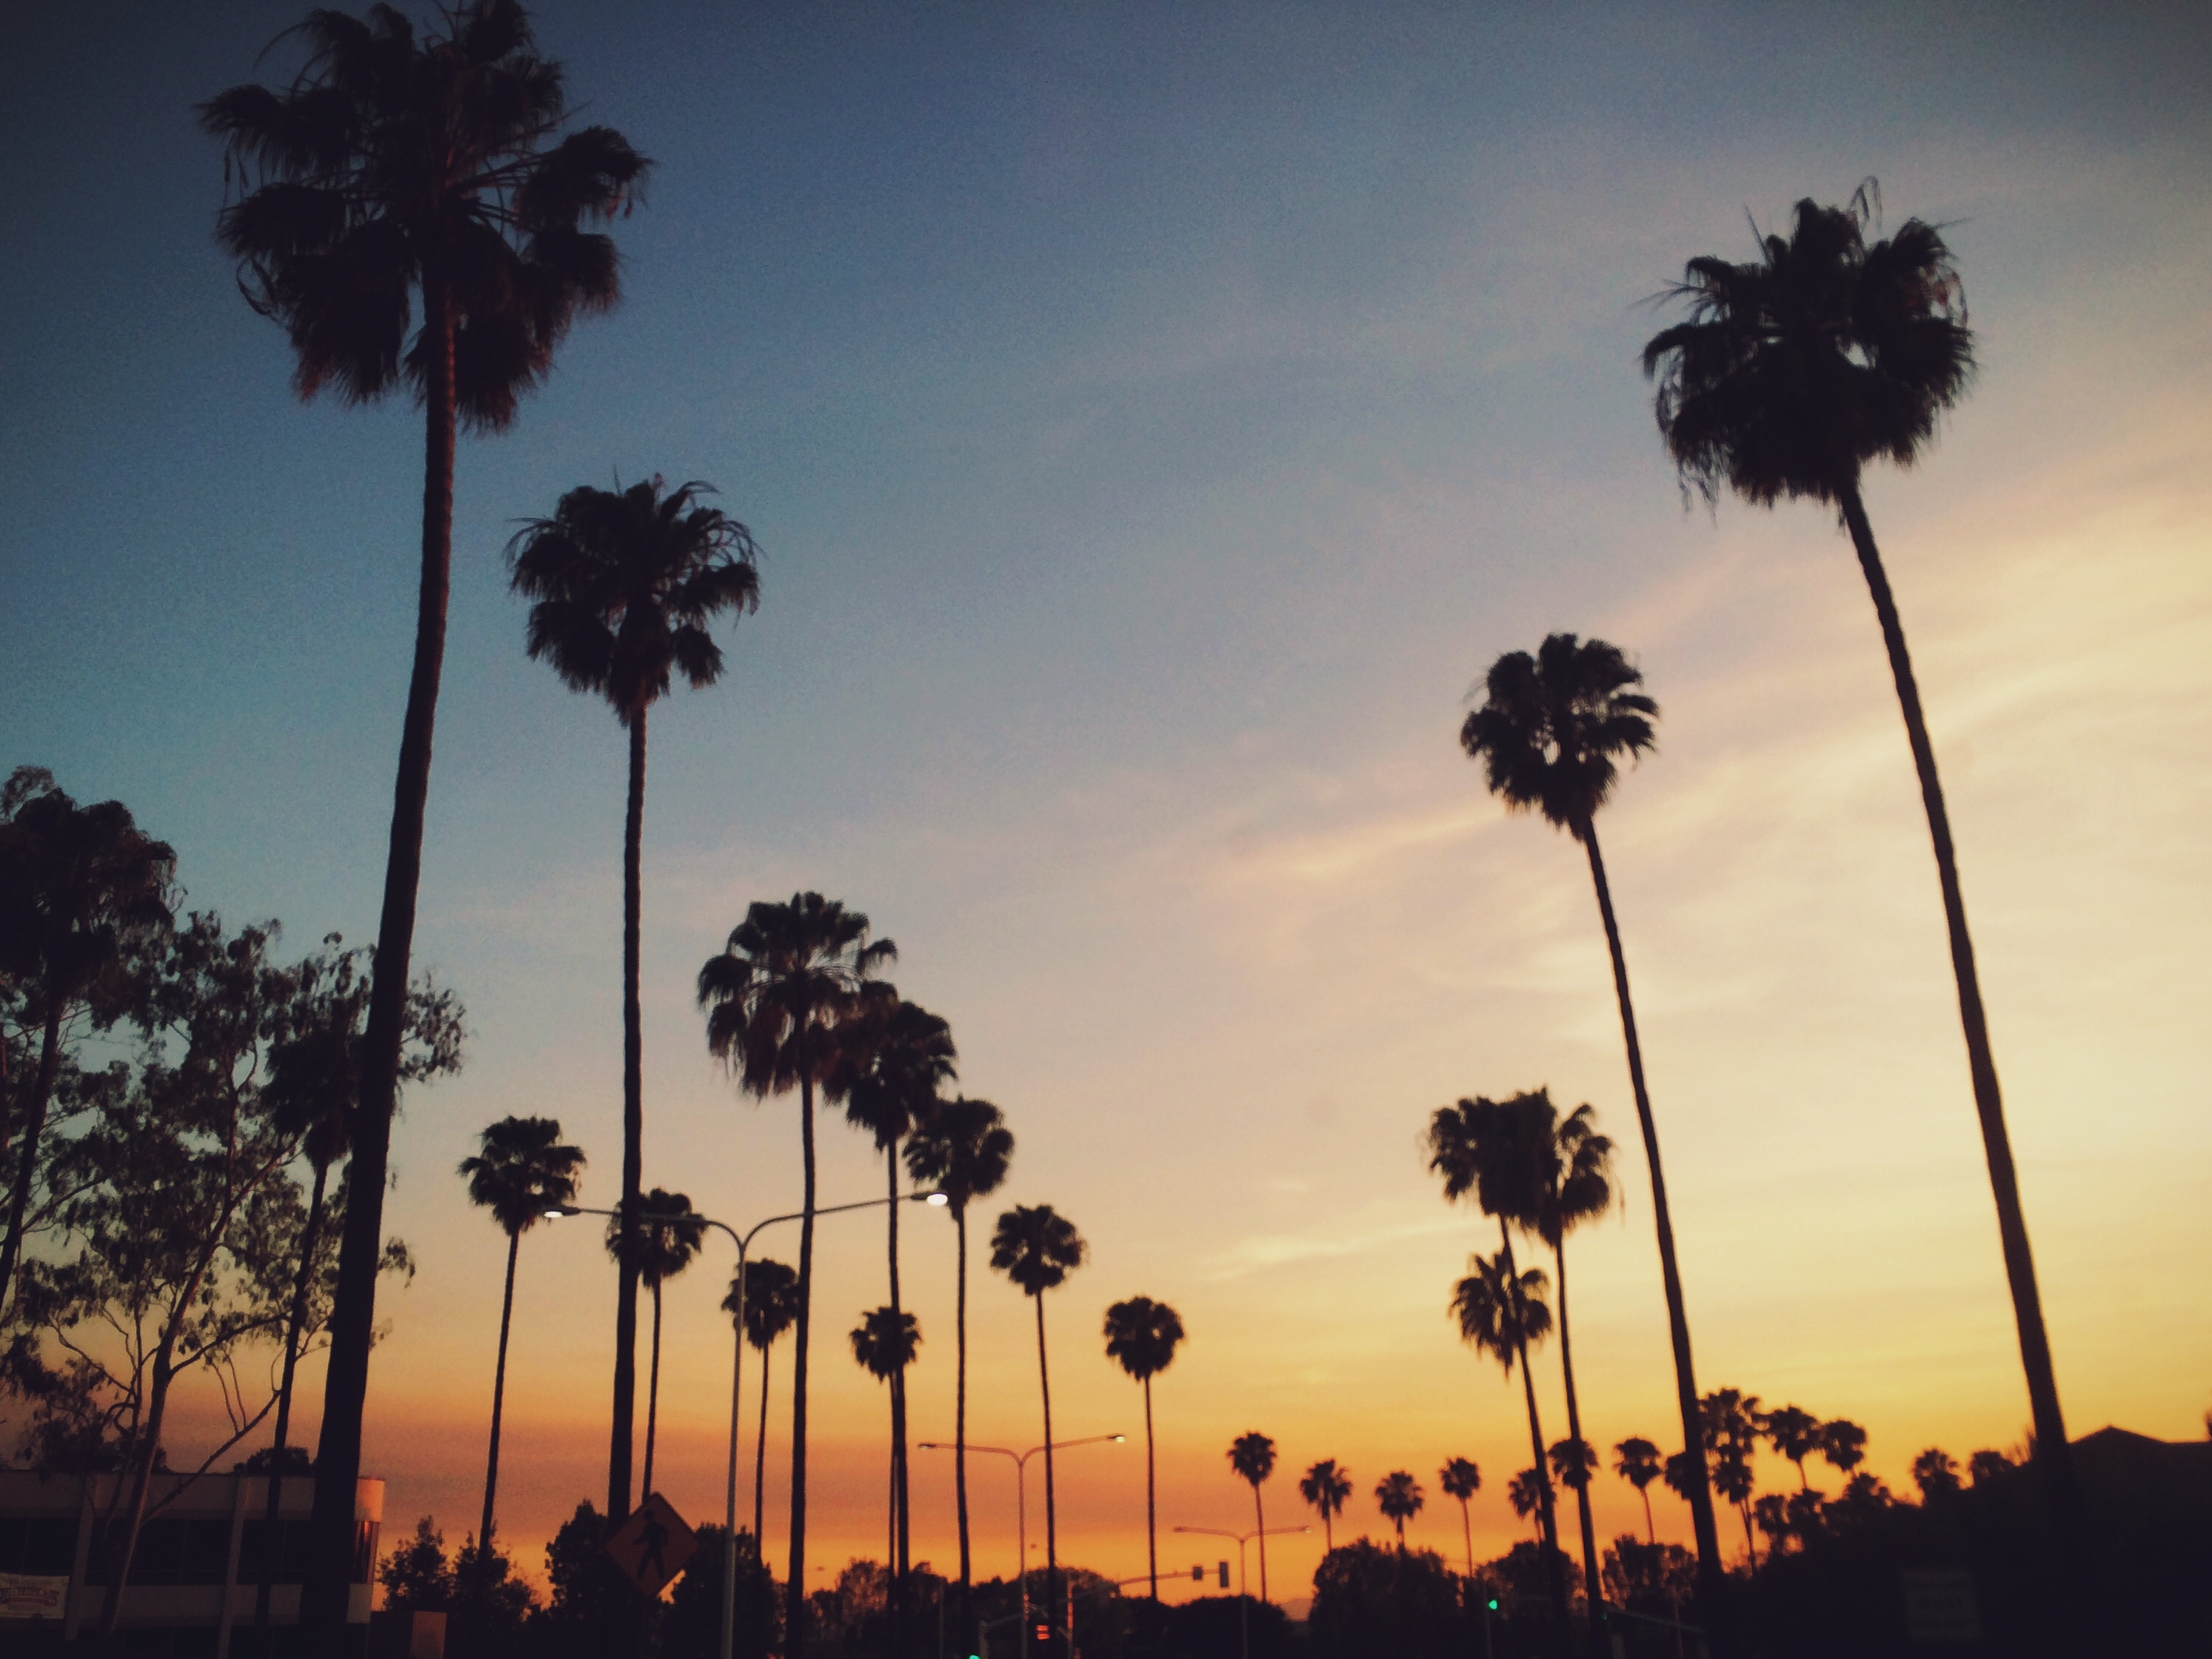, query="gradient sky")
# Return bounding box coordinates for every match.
[4,0,2209,1606]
